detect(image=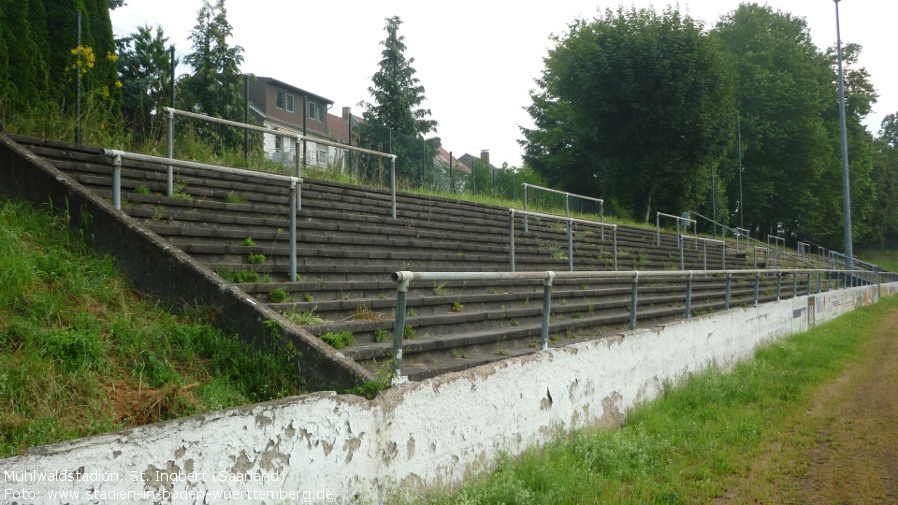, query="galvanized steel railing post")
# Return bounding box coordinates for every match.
[564,193,570,218]
[679,235,685,271]
[703,241,708,271]
[567,219,574,272]
[289,180,298,282]
[792,273,798,298]
[112,154,122,210]
[541,272,554,350]
[776,273,782,301]
[656,212,661,246]
[613,226,618,271]
[685,271,693,319]
[754,272,760,305]
[725,271,732,310]
[630,272,639,330]
[722,241,727,270]
[392,277,410,381]
[294,137,302,211]
[166,109,174,197]
[509,209,516,272]
[523,183,529,233]
[390,156,397,220]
